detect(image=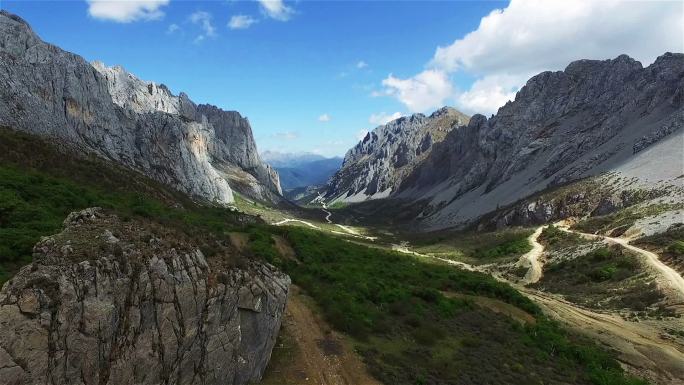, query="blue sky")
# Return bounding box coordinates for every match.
[2,1,682,156]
